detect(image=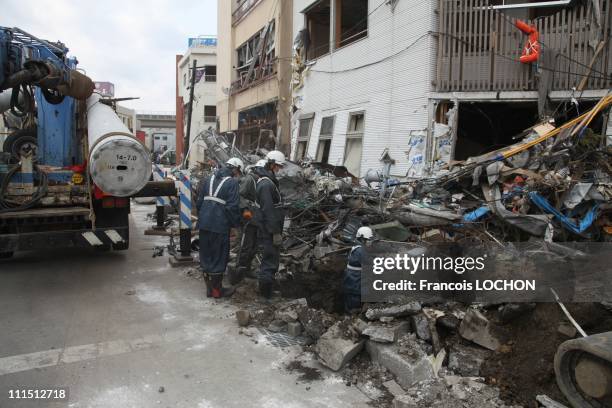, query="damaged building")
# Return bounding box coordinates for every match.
[291,0,612,178]
[216,0,294,154]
